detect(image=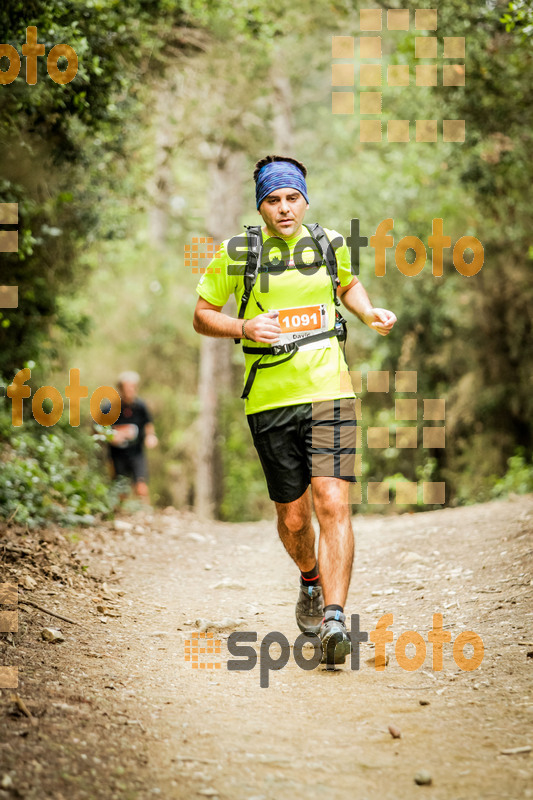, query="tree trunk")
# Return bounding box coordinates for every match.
[271,64,294,153]
[194,147,244,518]
[148,83,176,249]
